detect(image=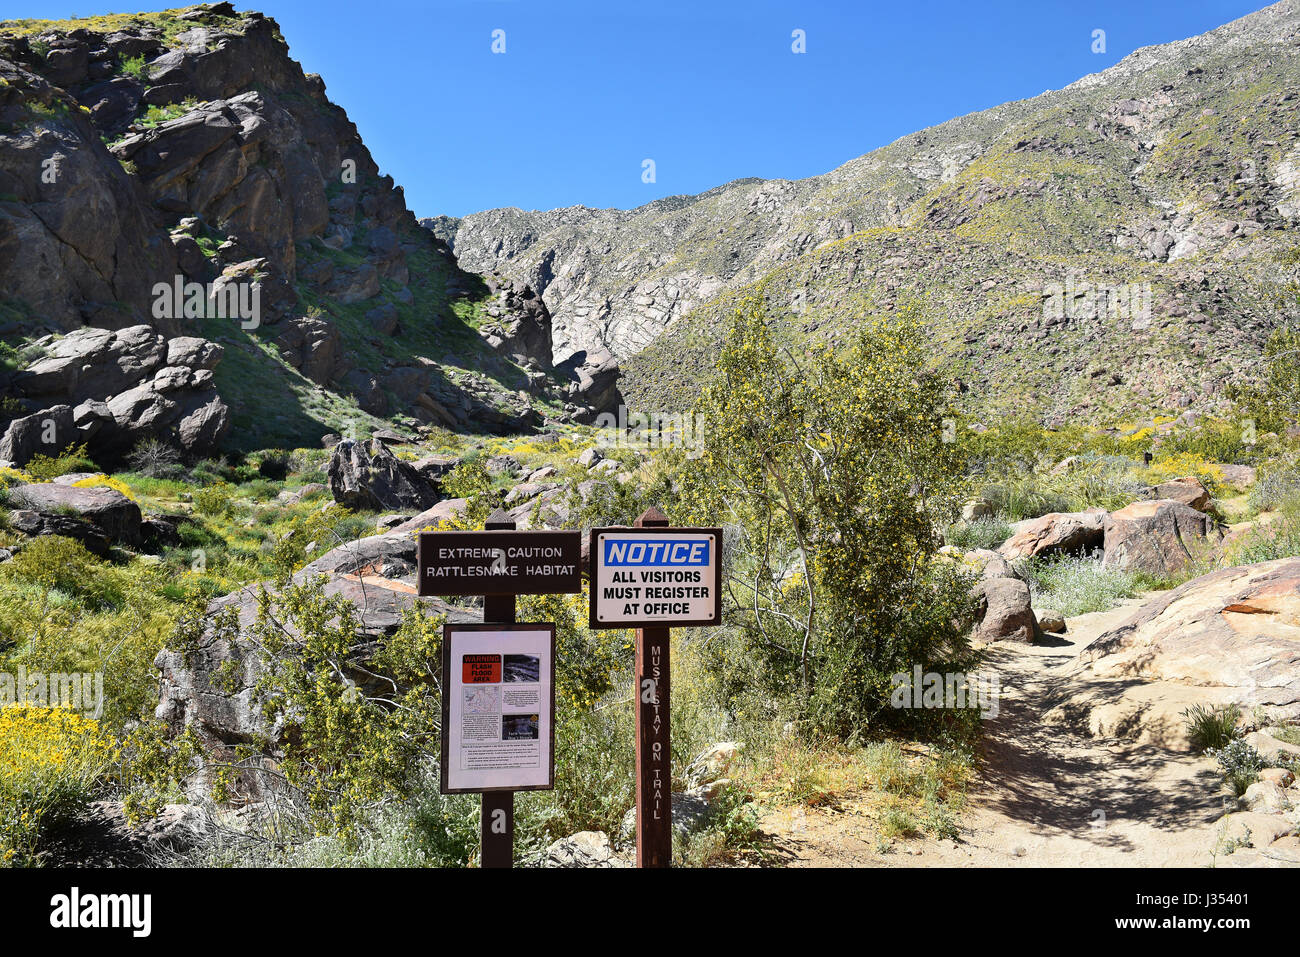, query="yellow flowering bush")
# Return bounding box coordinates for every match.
[0,466,31,489]
[674,296,980,736]
[0,705,118,866]
[1141,452,1224,491]
[23,442,97,482]
[70,474,137,501]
